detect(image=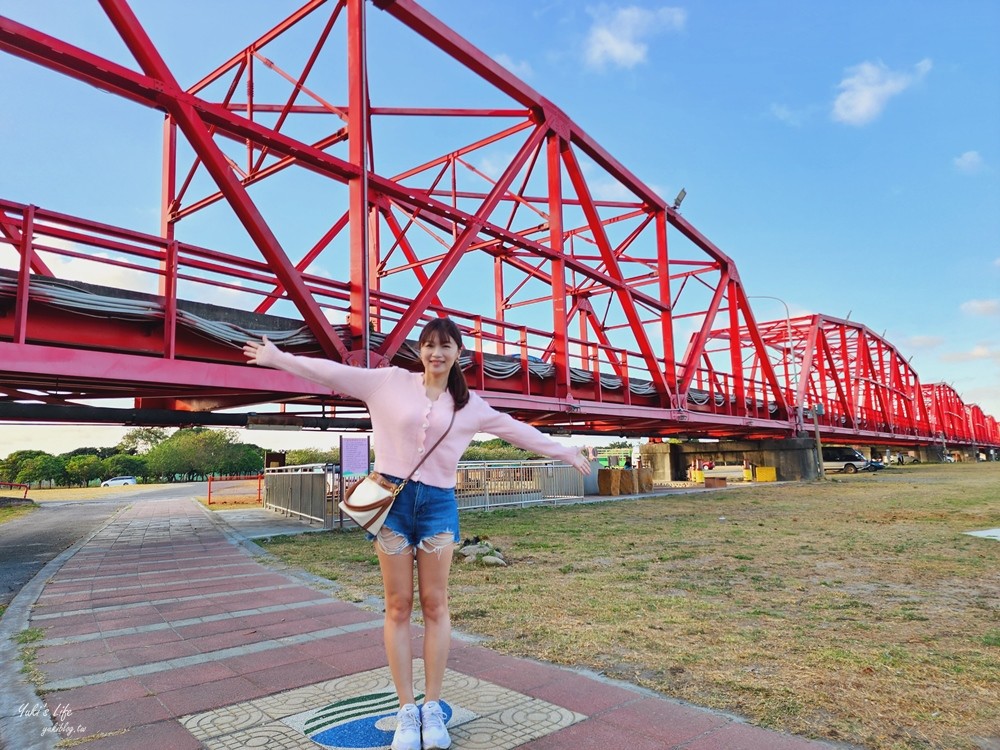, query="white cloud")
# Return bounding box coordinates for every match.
[585,5,686,70]
[0,422,352,459]
[953,150,984,174]
[960,298,1000,316]
[770,103,806,127]
[0,425,132,458]
[474,150,515,181]
[831,58,932,126]
[904,335,944,349]
[961,383,1000,417]
[0,232,271,313]
[13,234,160,295]
[940,344,999,363]
[590,177,638,202]
[0,245,17,268]
[493,53,534,80]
